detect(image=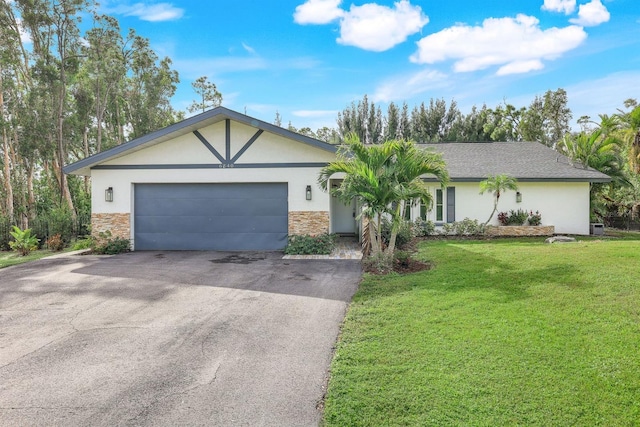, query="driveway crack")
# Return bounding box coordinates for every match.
[126,361,221,424]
